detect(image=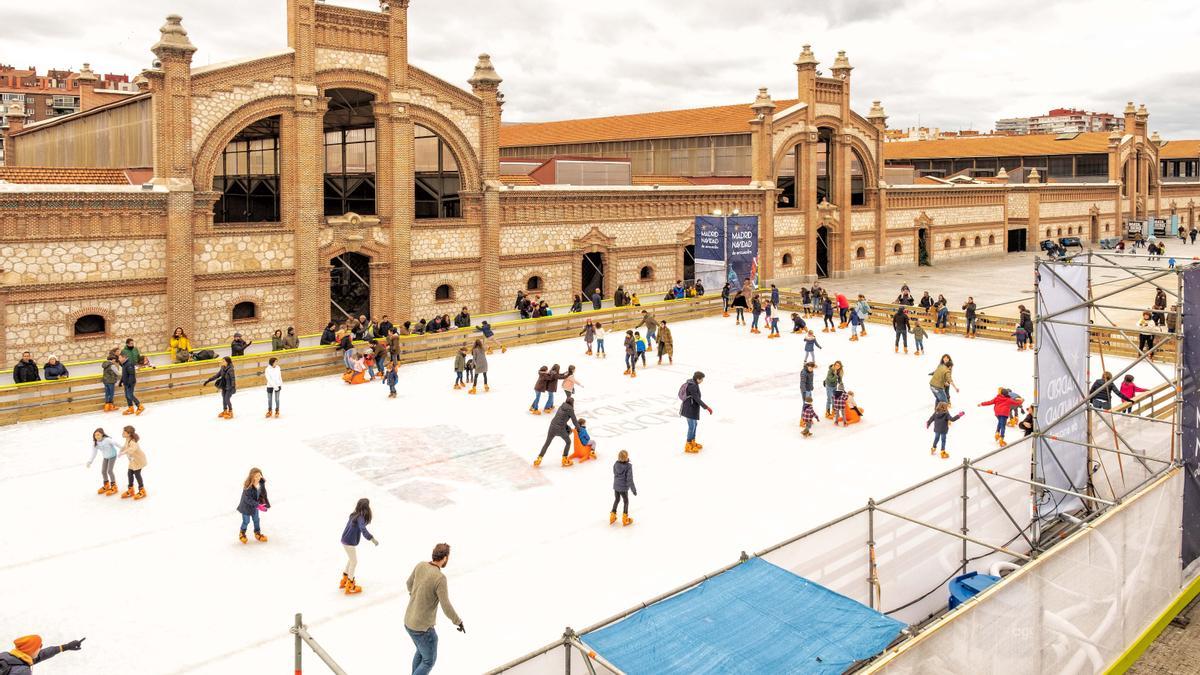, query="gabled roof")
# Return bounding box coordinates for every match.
[1159,140,1200,159]
[0,167,133,185]
[882,132,1113,160]
[500,98,800,148]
